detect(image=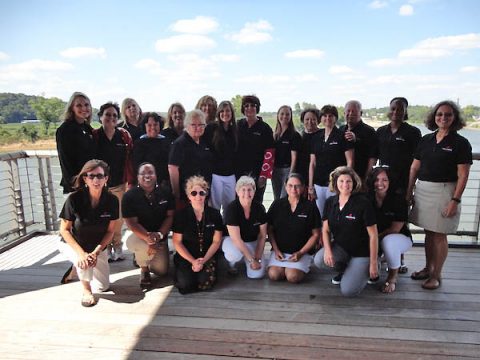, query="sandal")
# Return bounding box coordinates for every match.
[422,278,441,290]
[411,267,429,280]
[399,264,408,274]
[381,281,396,294]
[81,293,97,307]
